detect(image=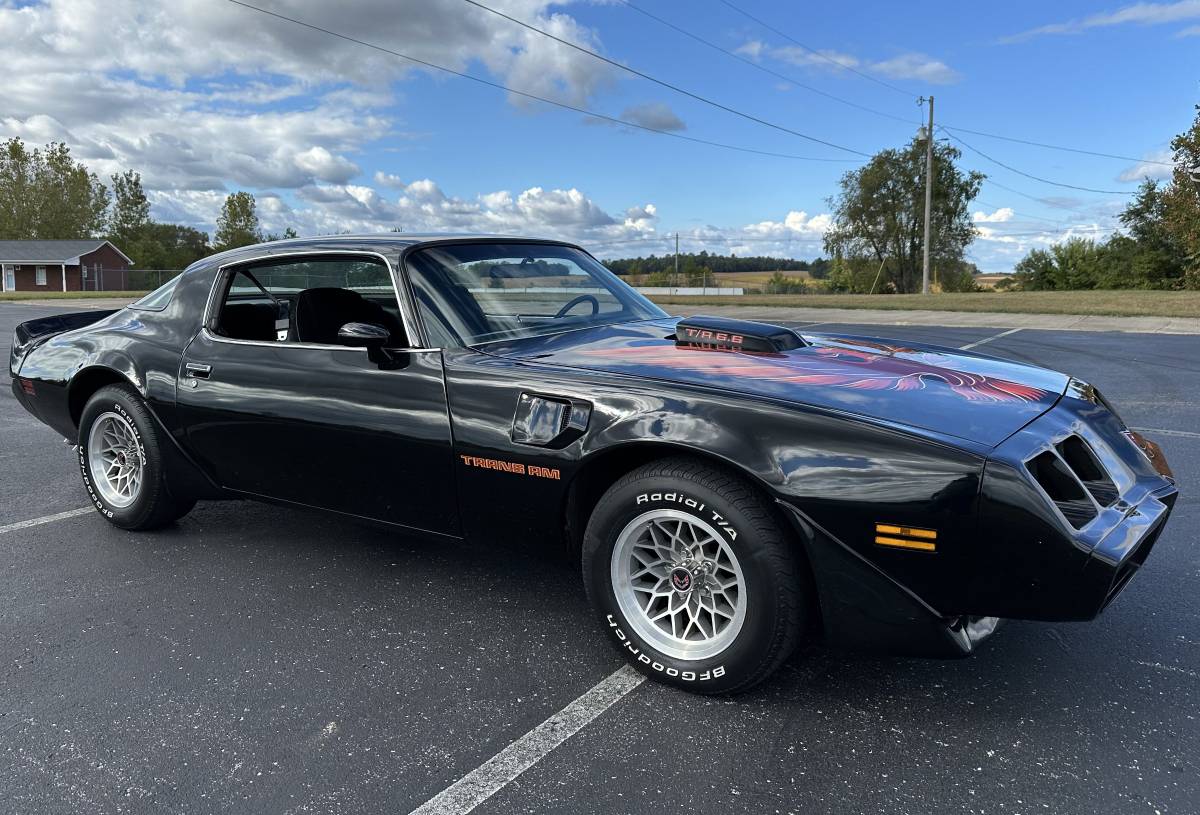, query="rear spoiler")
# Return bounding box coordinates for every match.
[10,309,117,373]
